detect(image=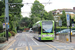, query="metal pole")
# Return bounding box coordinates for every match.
[55,22,56,39]
[5,0,9,41]
[70,15,72,42]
